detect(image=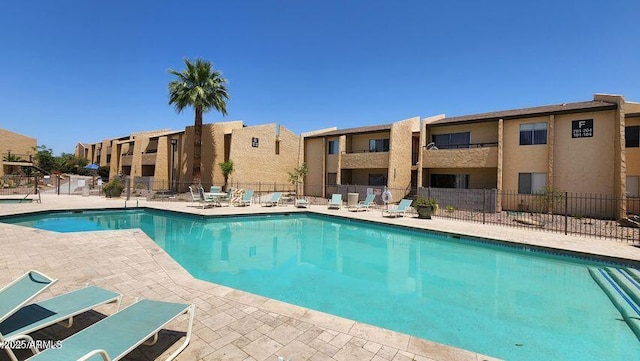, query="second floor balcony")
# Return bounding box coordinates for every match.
[423,142,498,168]
[341,151,389,169]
